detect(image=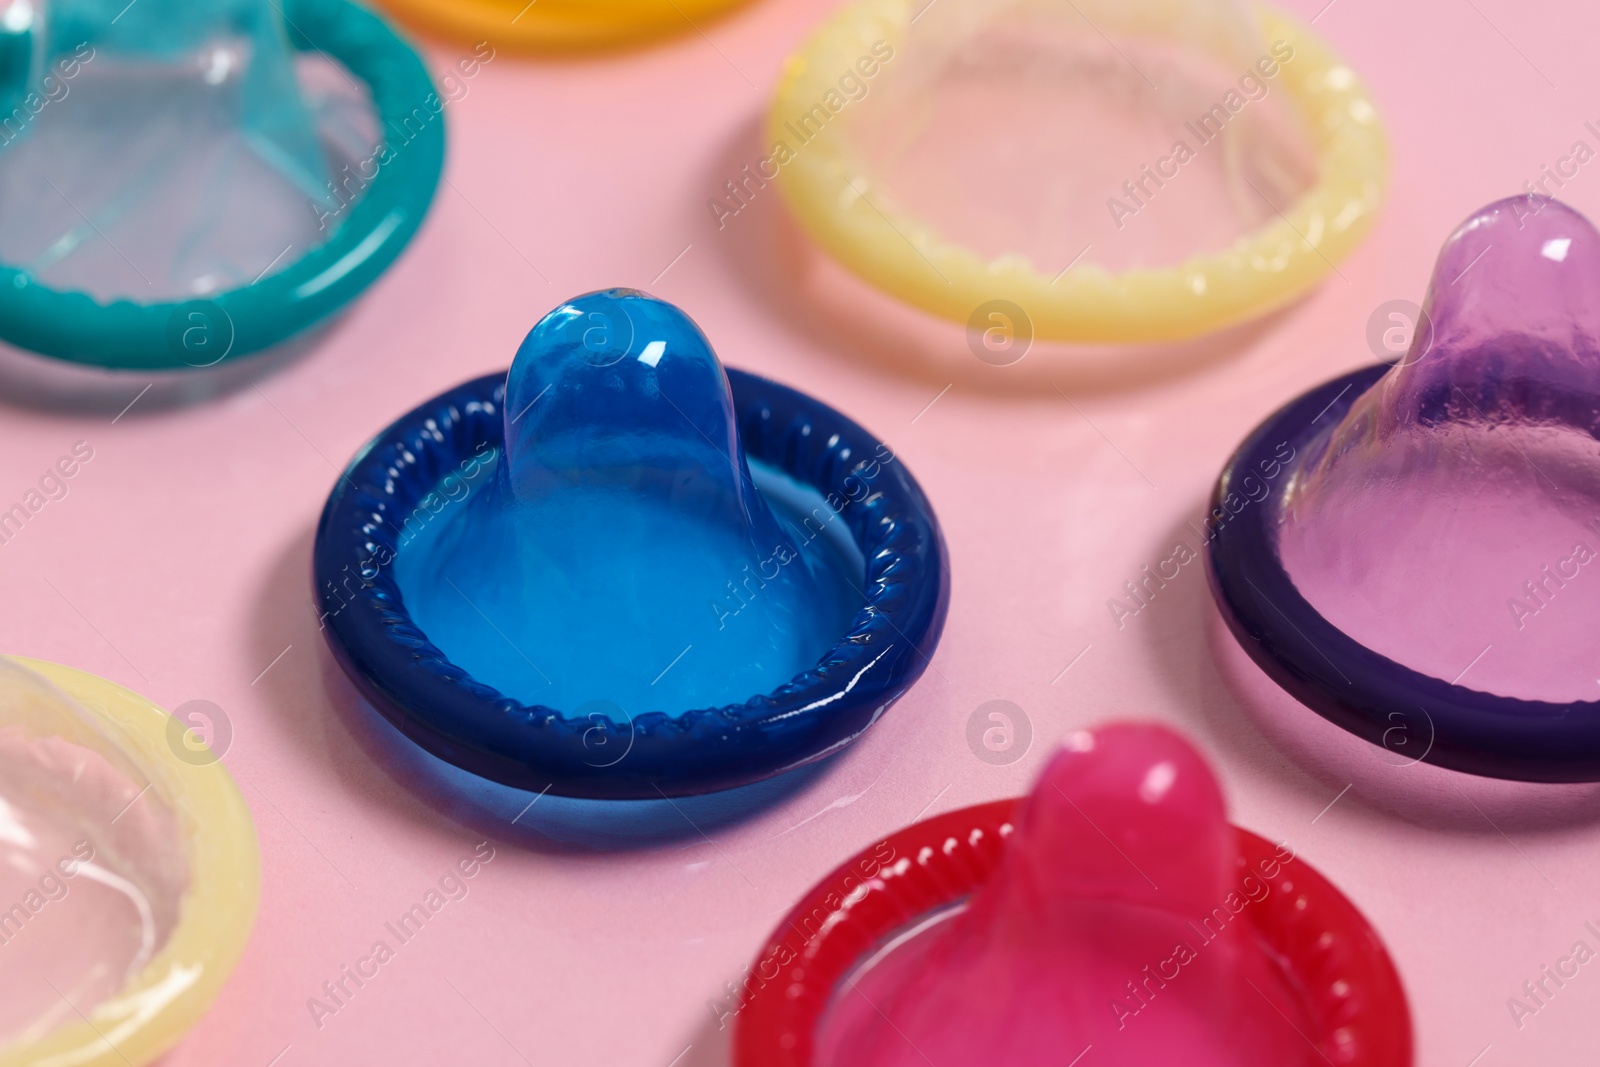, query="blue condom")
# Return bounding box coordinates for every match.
[399,291,861,717]
[0,0,442,370]
[314,291,950,799]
